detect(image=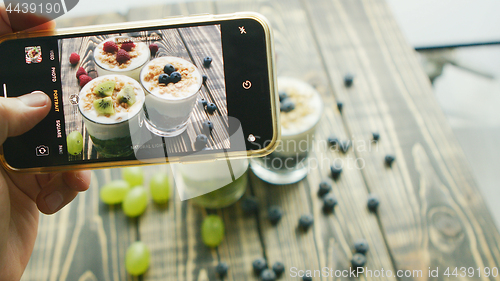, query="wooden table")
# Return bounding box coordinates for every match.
[22,0,500,280]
